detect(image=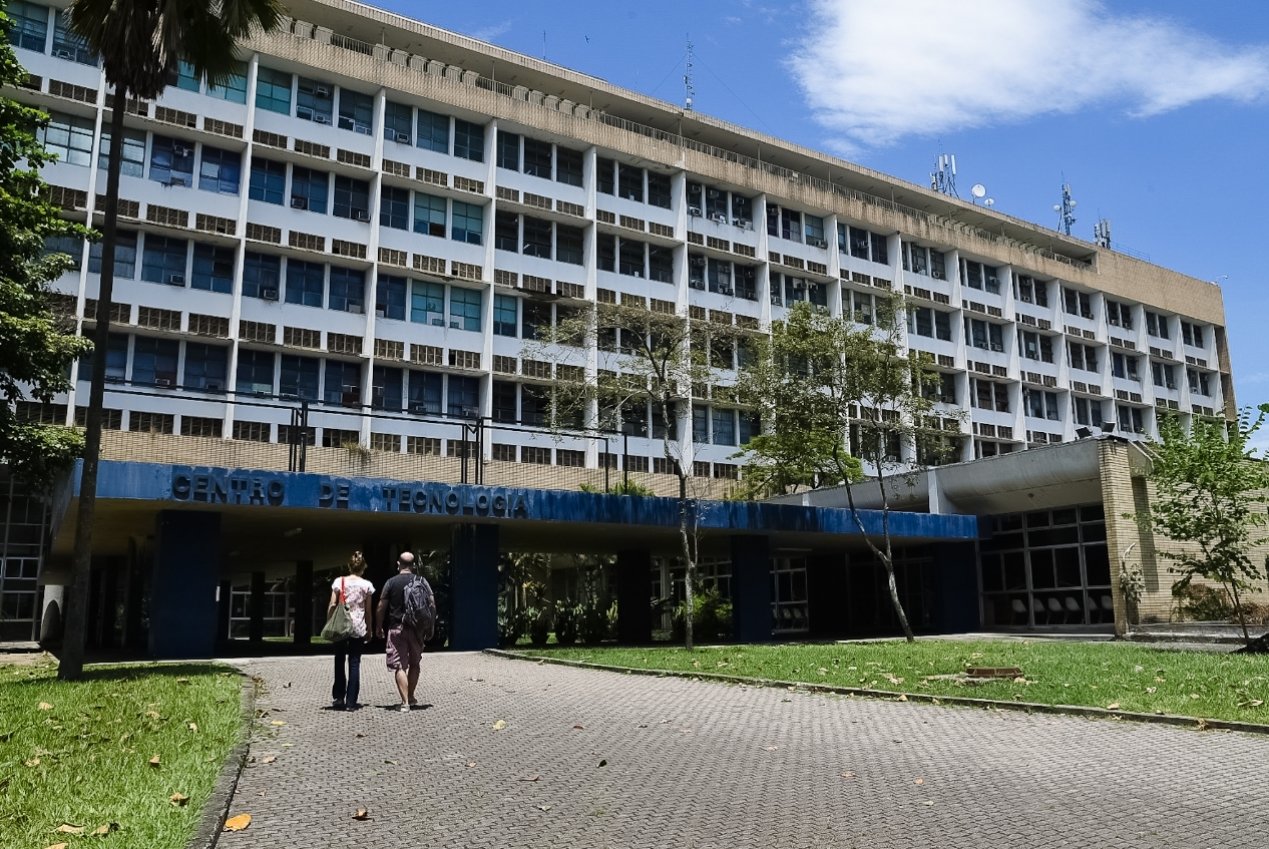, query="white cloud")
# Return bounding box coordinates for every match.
[787,0,1269,151]
[470,20,513,43]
